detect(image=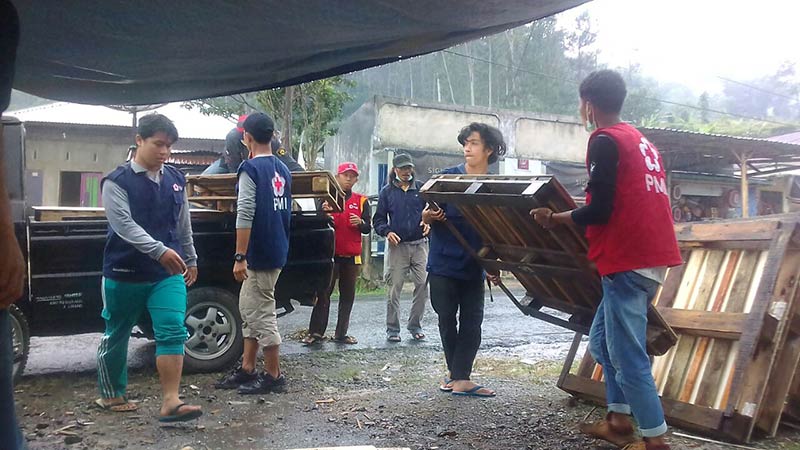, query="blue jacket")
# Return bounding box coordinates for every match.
[238,157,292,270]
[426,164,484,280]
[102,163,185,282]
[372,177,426,242]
